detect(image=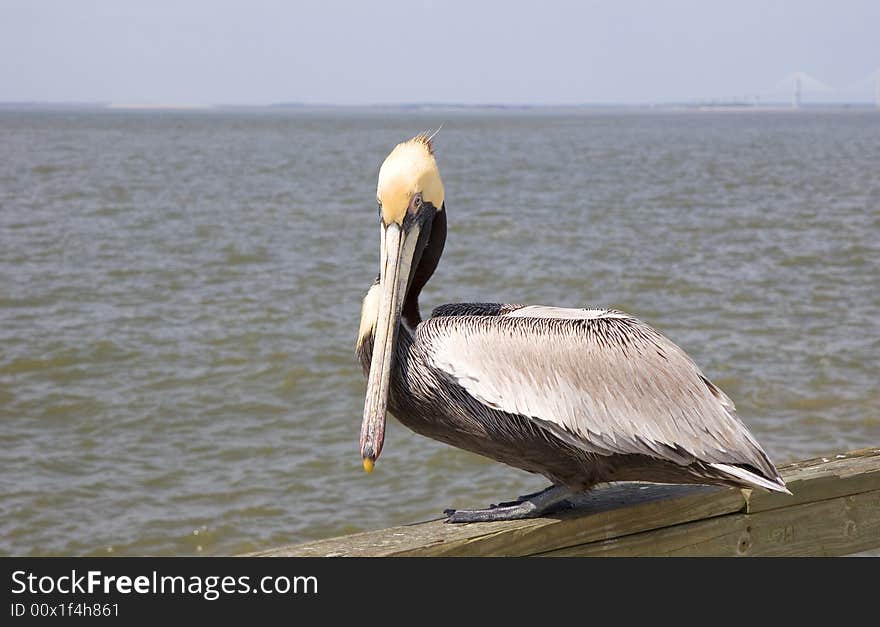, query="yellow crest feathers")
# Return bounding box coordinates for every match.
[411,126,443,154]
